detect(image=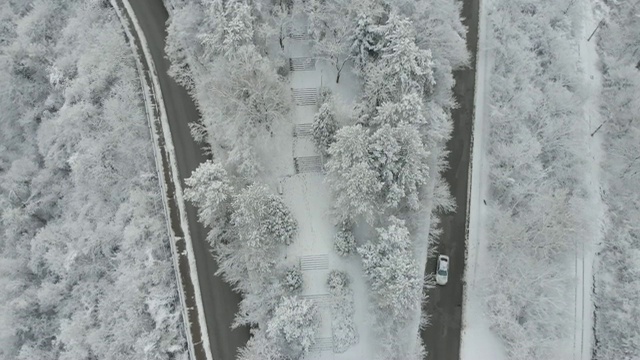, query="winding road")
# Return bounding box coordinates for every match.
[125,1,250,359]
[421,0,480,359]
